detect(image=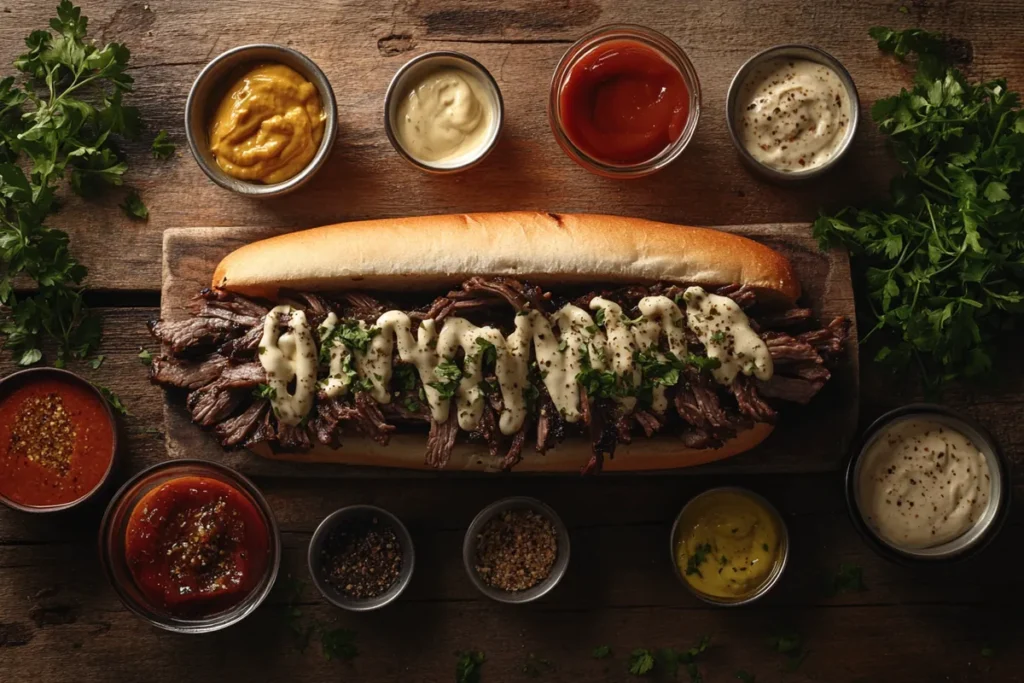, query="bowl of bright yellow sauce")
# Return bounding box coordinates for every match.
[670,487,788,605]
[186,44,337,197]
